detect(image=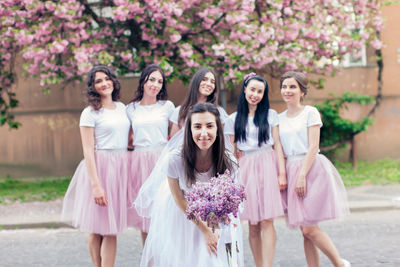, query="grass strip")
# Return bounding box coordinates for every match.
[0,176,71,204]
[0,158,399,204]
[336,158,400,186]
